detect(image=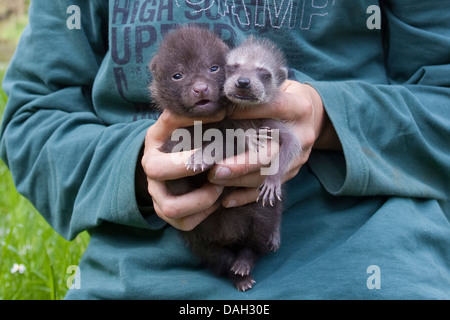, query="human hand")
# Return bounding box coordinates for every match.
[209,80,340,208]
[141,109,227,231]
